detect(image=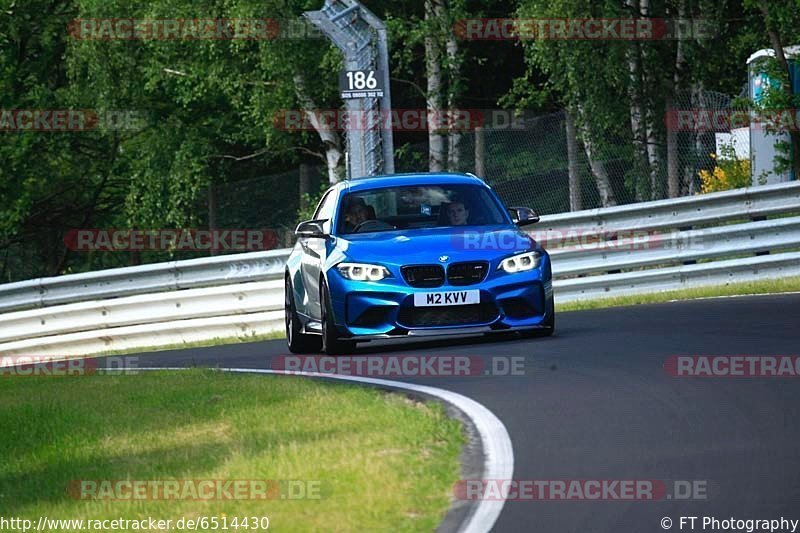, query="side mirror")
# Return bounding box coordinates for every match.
[295,219,328,239]
[508,207,540,227]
